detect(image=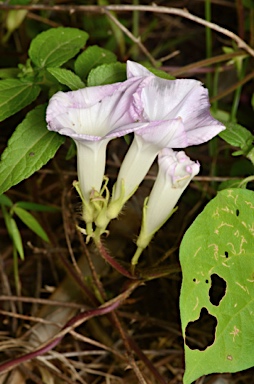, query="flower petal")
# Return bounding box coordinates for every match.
[127,60,154,78]
[107,117,187,147]
[131,73,225,147]
[46,77,146,140]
